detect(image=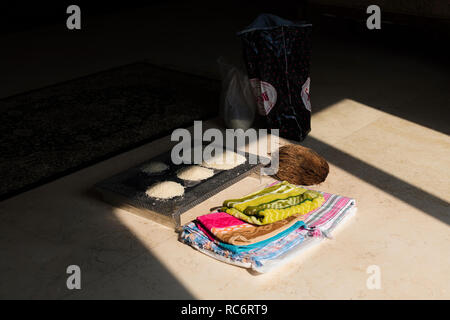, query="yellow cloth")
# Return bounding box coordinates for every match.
[221,181,325,225]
